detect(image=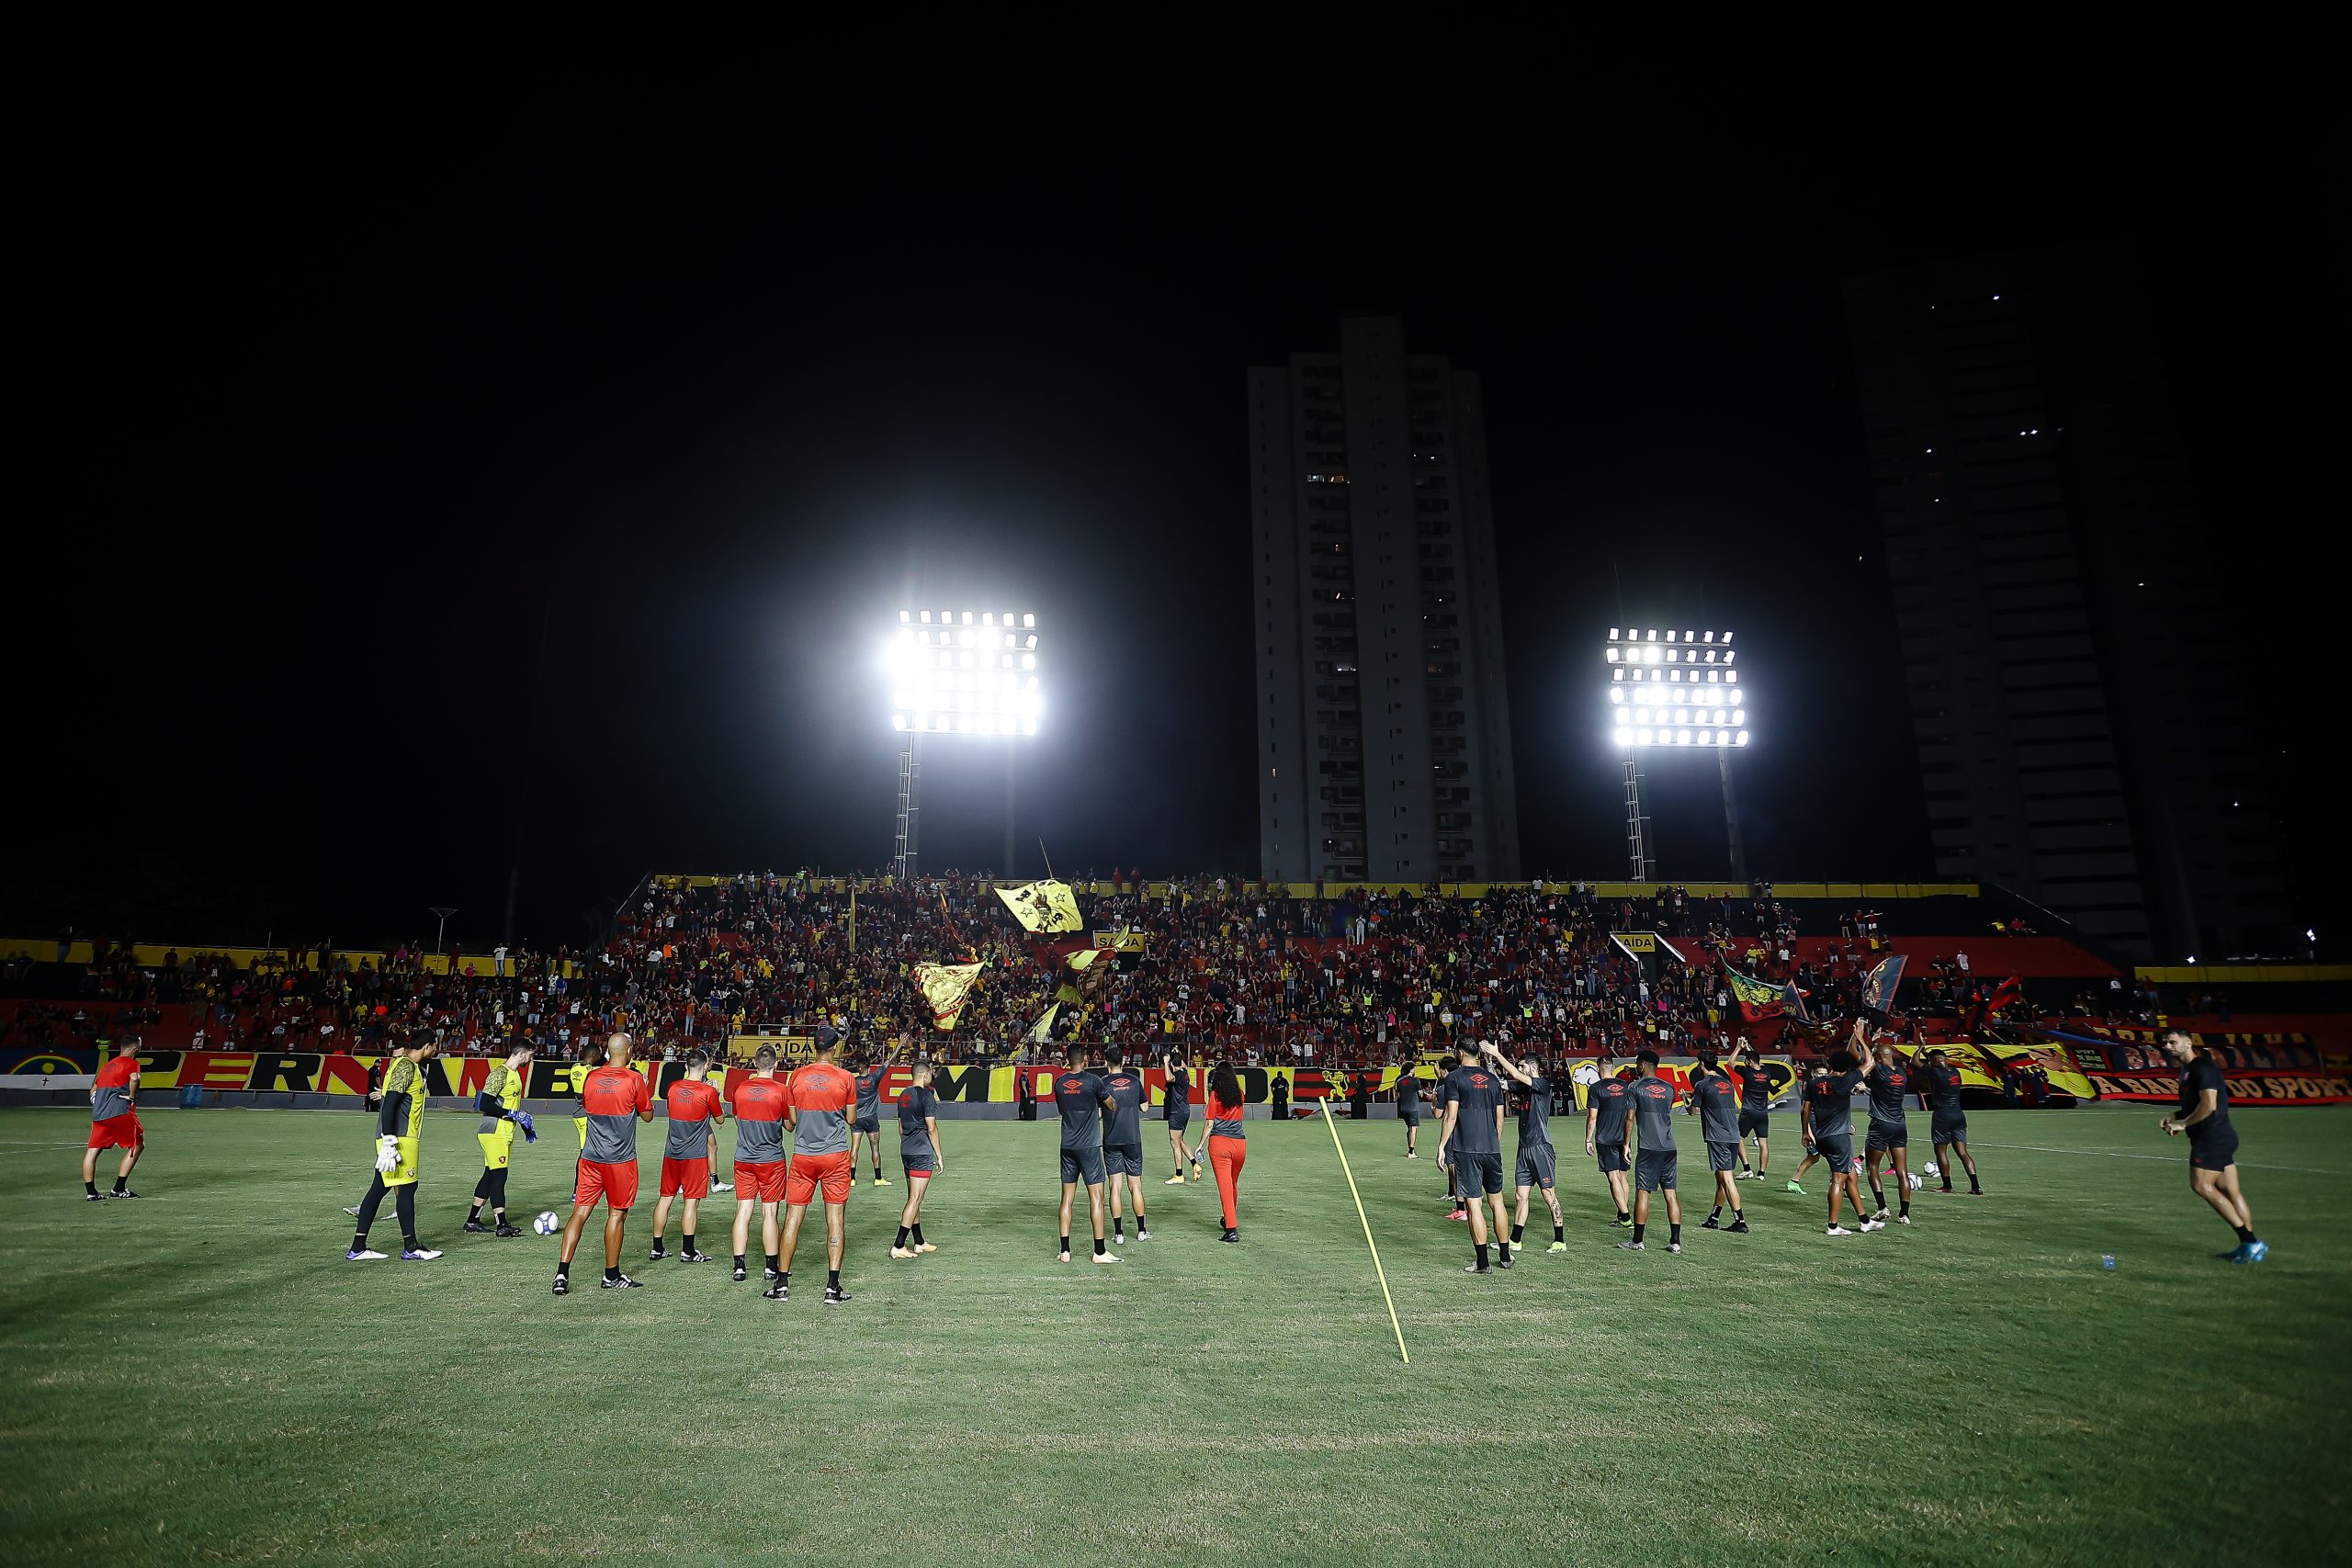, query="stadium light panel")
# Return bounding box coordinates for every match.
[1604,625,1752,748]
[893,612,1042,735]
